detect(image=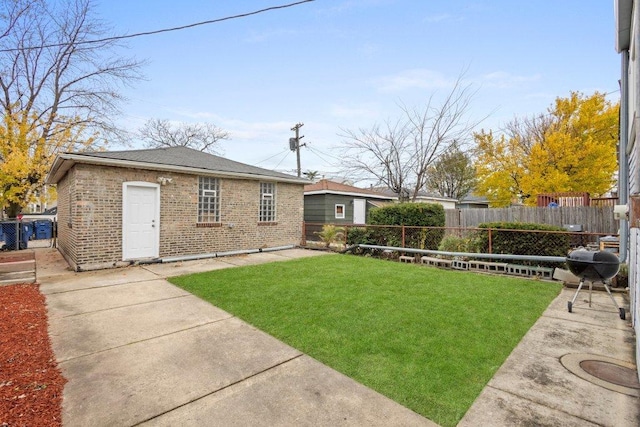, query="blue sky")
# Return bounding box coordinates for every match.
[96,0,621,180]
